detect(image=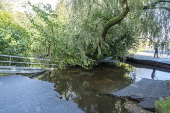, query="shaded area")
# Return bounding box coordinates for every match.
[124,100,153,113]
[38,64,133,113]
[113,78,170,110]
[126,61,170,73]
[0,75,84,113]
[127,57,170,69]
